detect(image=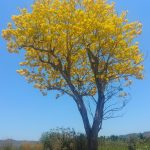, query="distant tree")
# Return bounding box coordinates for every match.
[128,137,136,150]
[138,133,144,140]
[2,0,143,150]
[110,135,119,141]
